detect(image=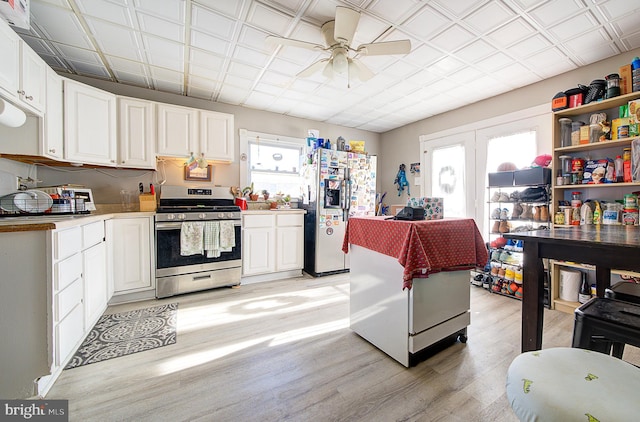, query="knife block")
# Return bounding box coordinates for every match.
[138,193,156,212]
